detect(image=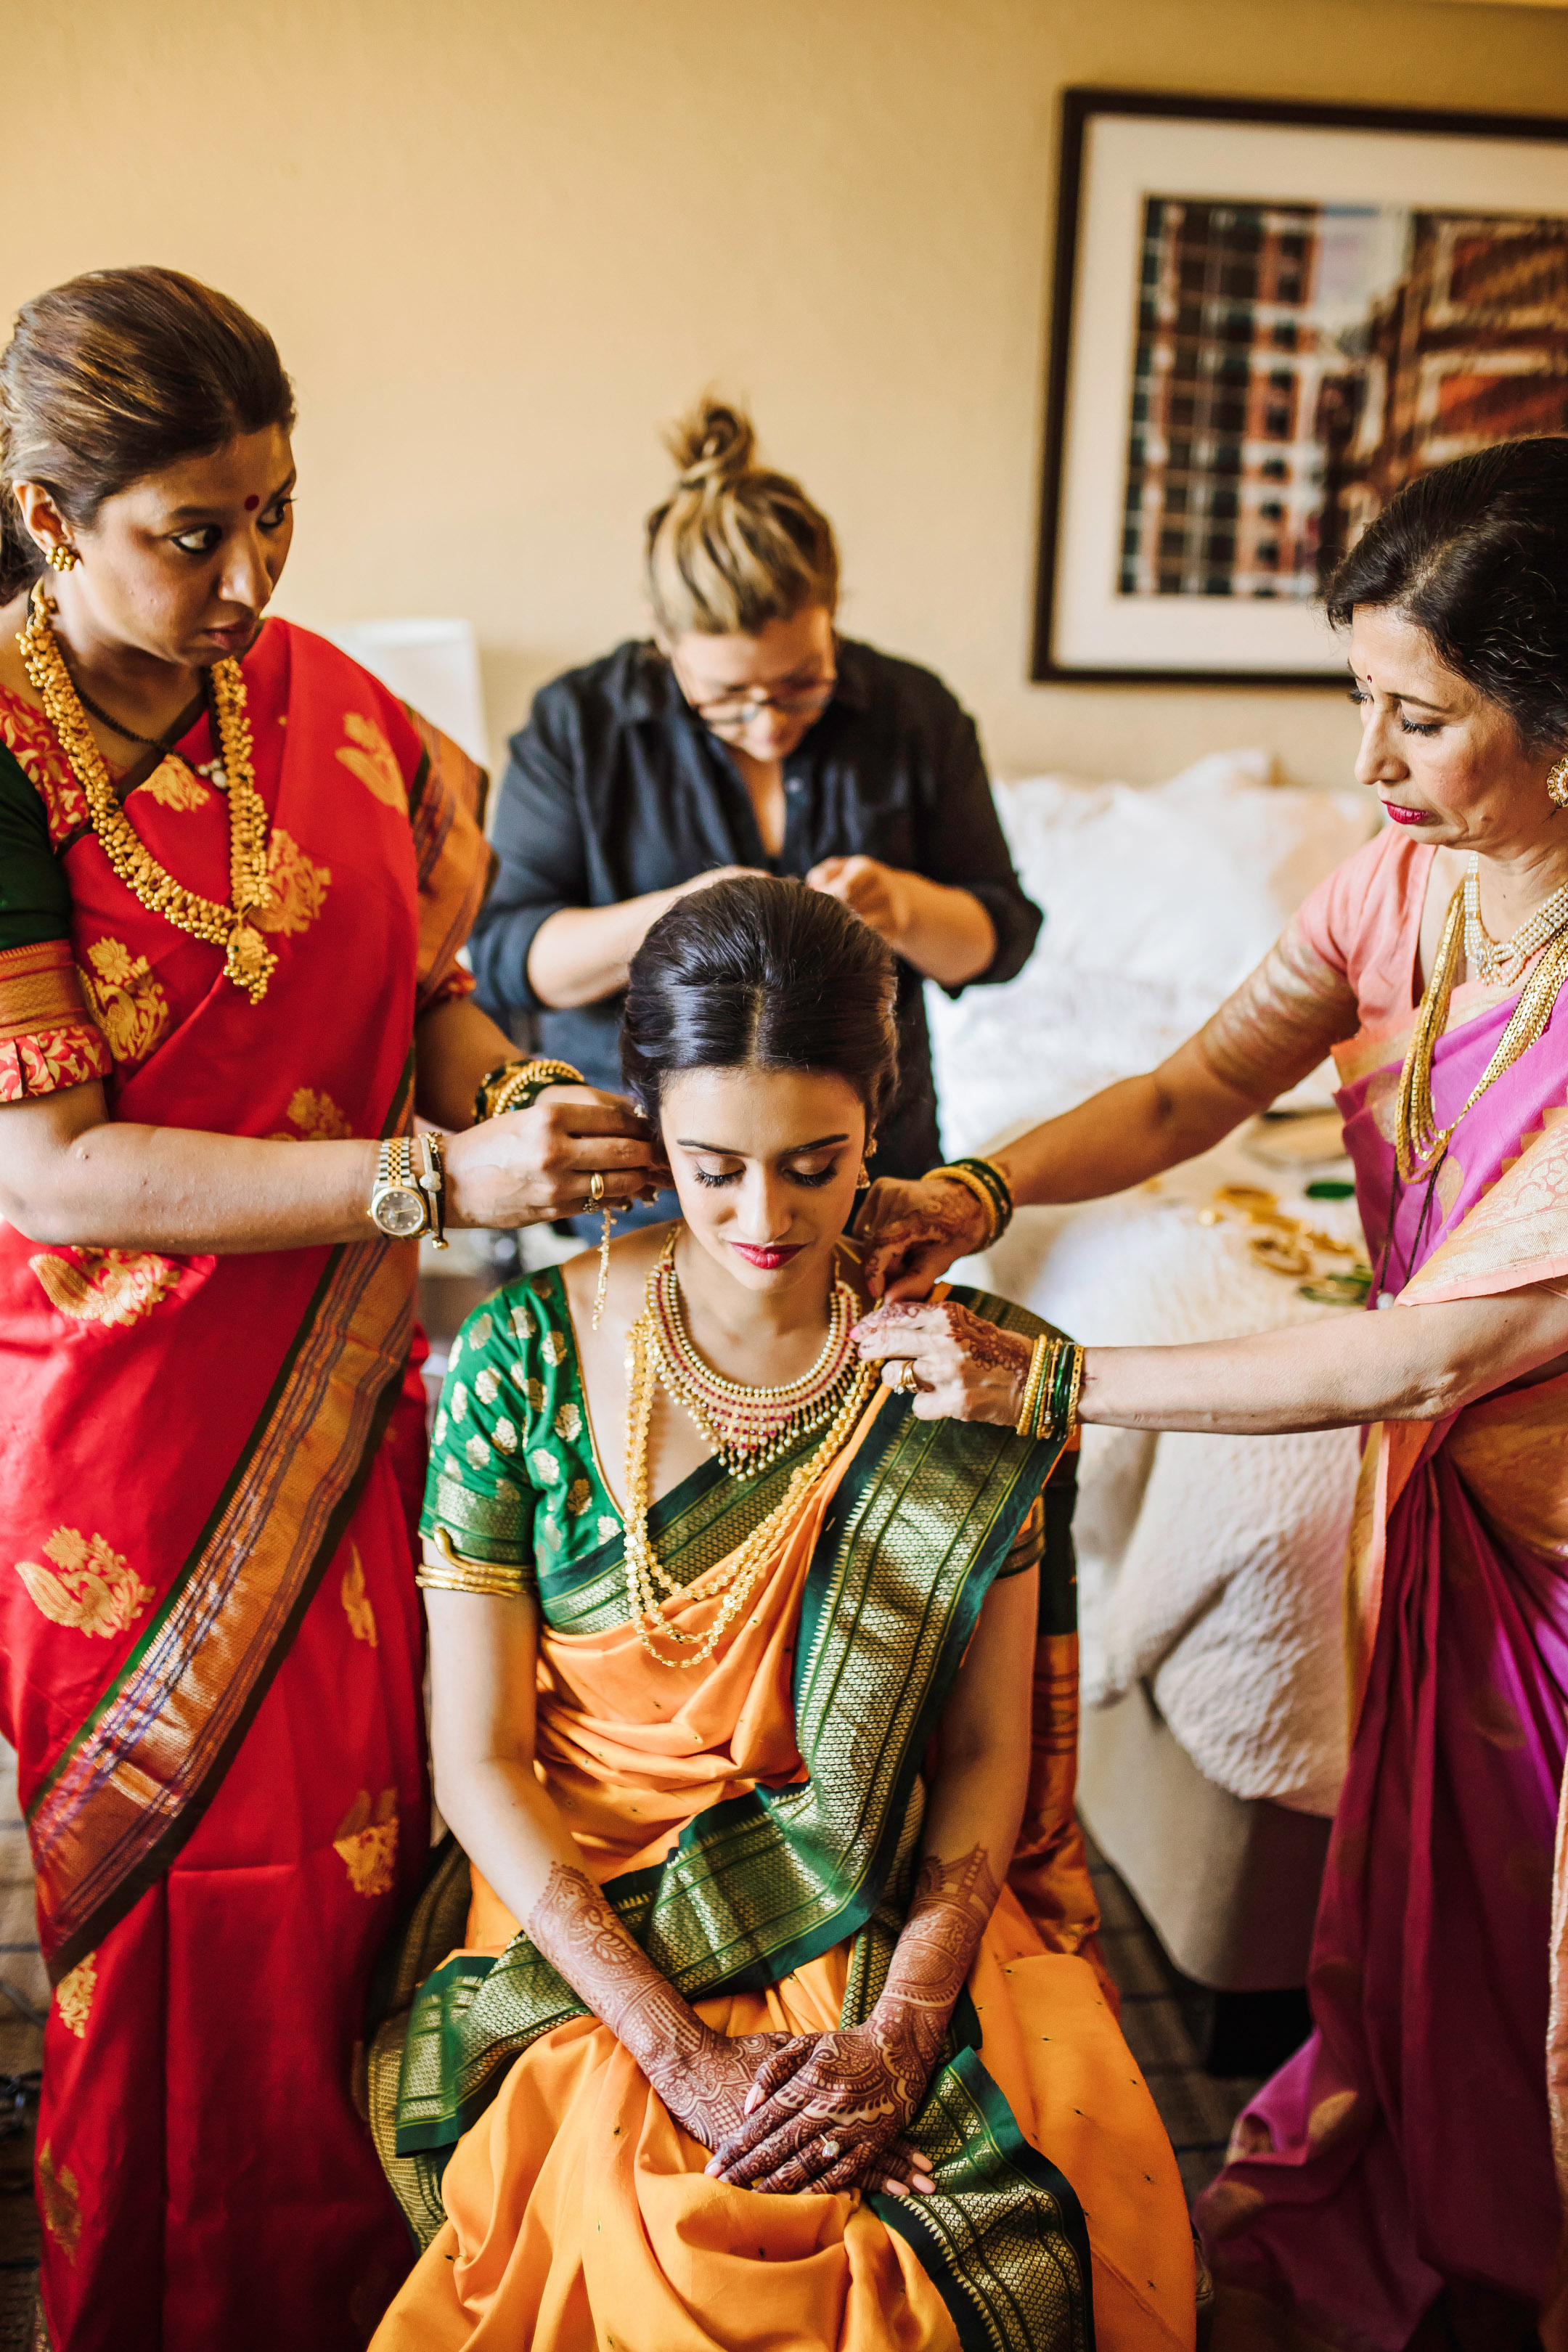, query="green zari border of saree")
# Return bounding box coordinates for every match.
[393,1287,1066,2153]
